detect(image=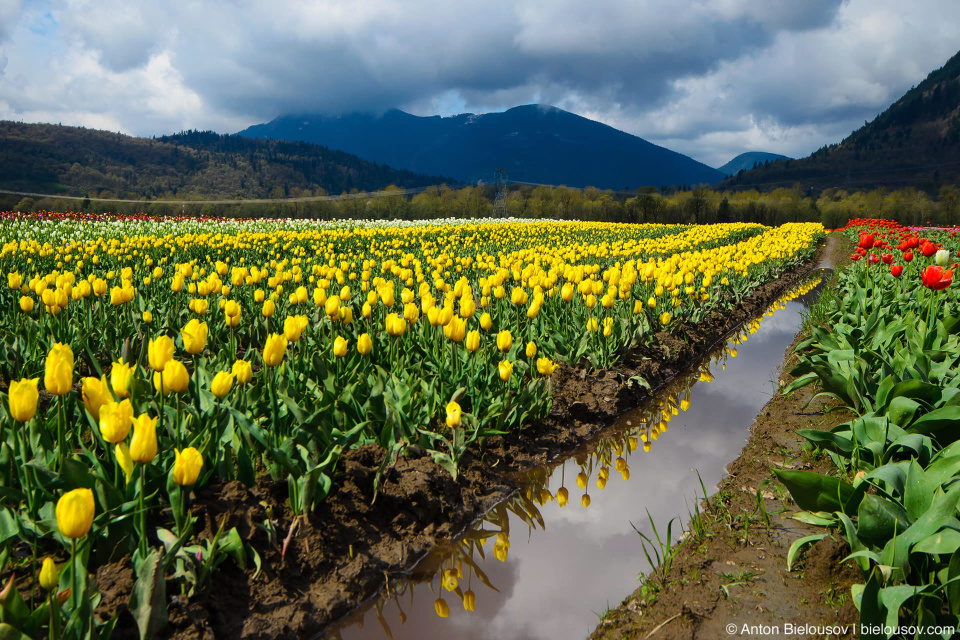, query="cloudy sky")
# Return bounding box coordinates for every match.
[1,0,959,167]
